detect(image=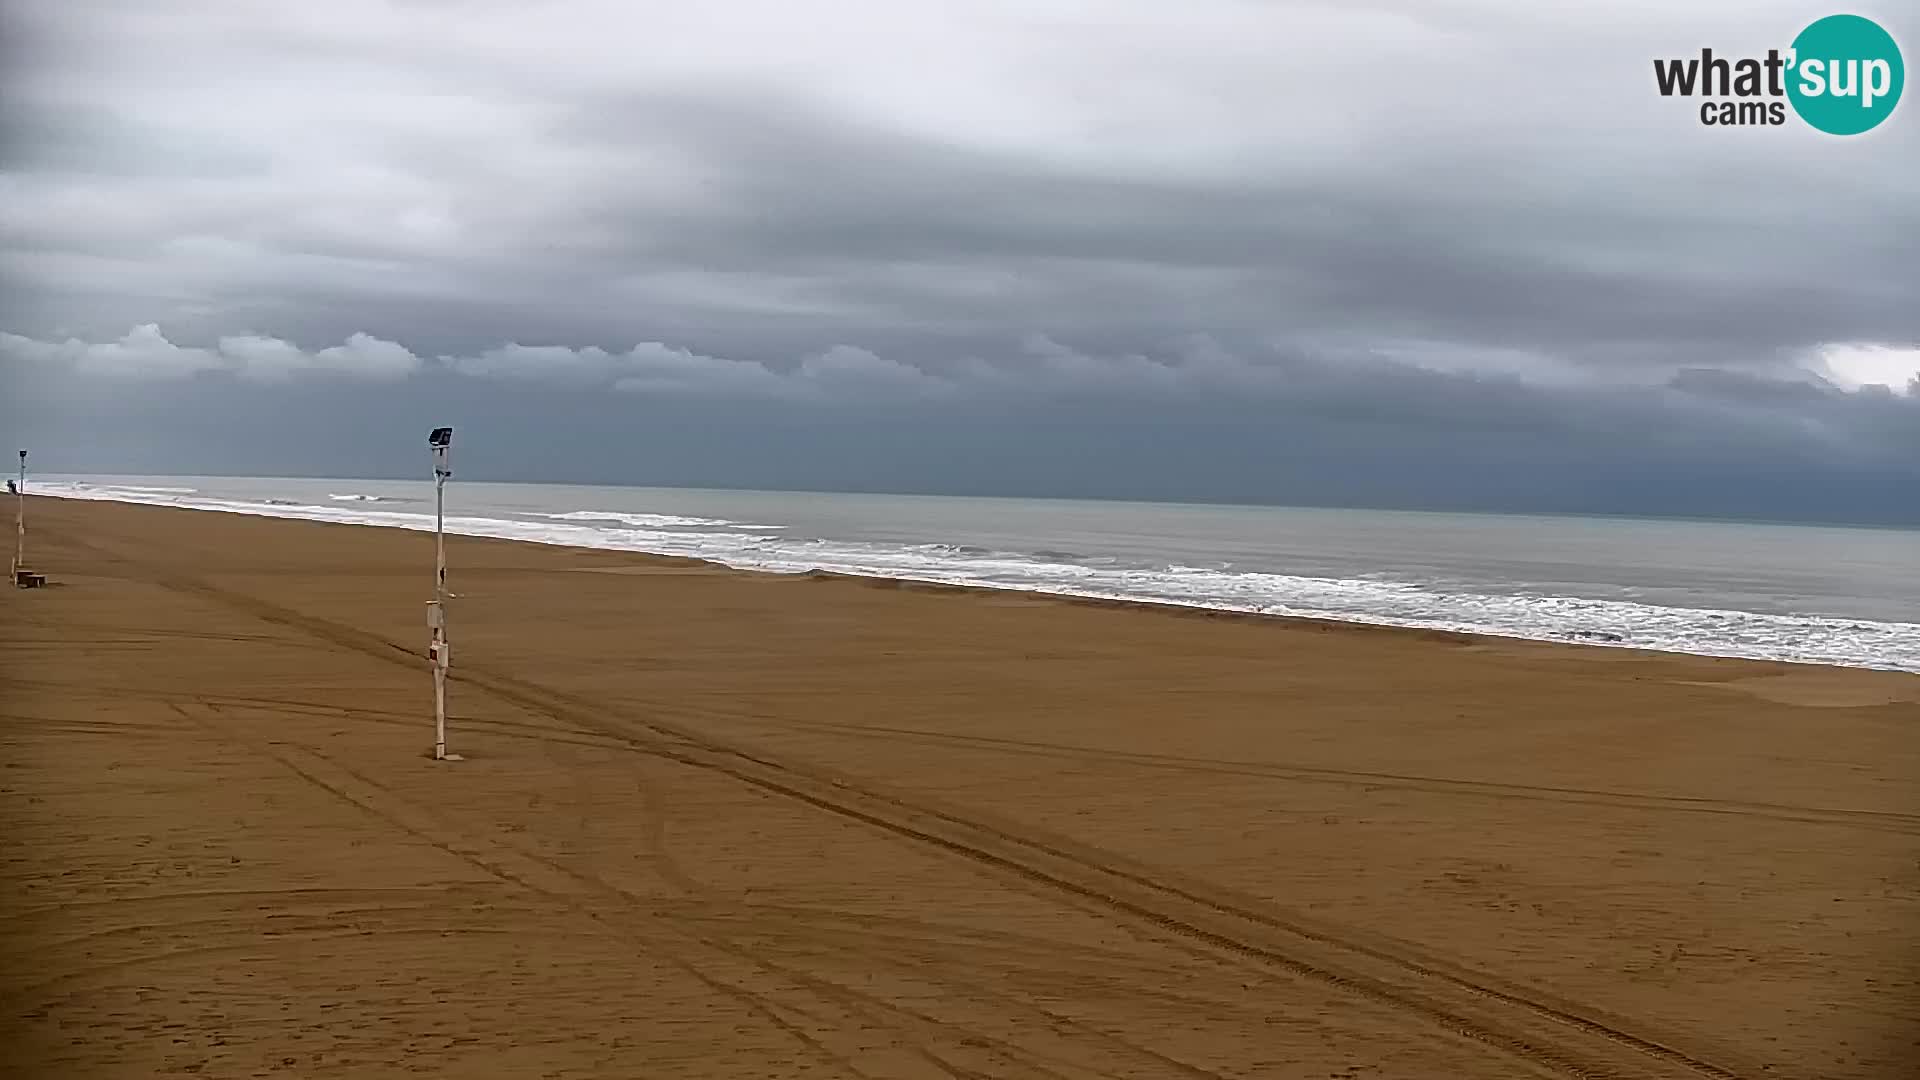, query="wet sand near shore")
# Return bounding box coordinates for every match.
[3,498,1916,1079]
